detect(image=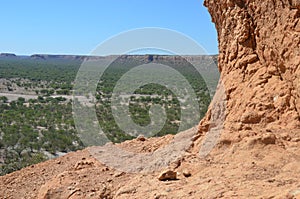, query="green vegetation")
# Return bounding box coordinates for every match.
[94,57,211,139]
[0,55,218,175]
[0,96,83,175]
[0,58,80,93]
